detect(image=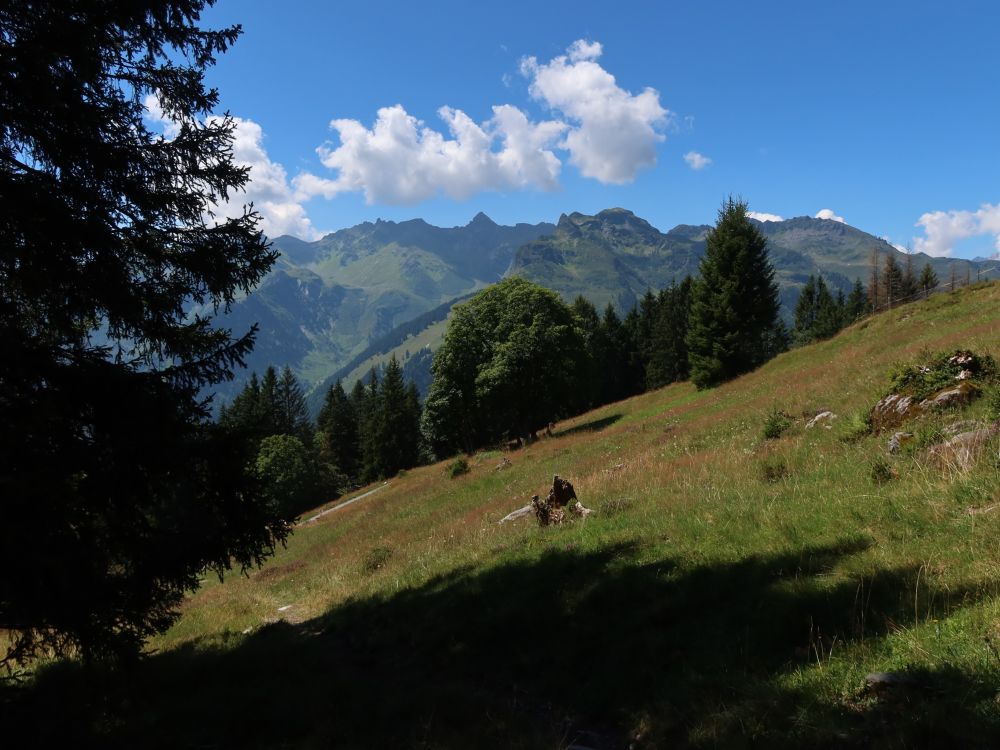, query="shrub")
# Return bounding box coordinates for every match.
[871,457,896,485]
[839,411,873,443]
[762,408,792,440]
[361,546,393,574]
[758,457,789,483]
[447,458,470,478]
[986,385,1000,422]
[885,349,998,400]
